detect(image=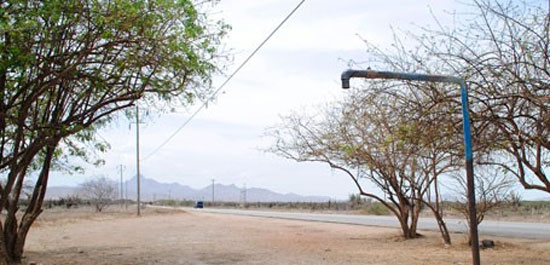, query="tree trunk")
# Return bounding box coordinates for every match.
[0,140,58,264]
[397,215,413,239]
[0,231,17,265]
[427,167,452,245]
[395,195,422,239]
[0,226,24,265]
[409,204,420,238]
[395,205,421,239]
[434,212,452,245]
[0,254,18,265]
[398,218,420,239]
